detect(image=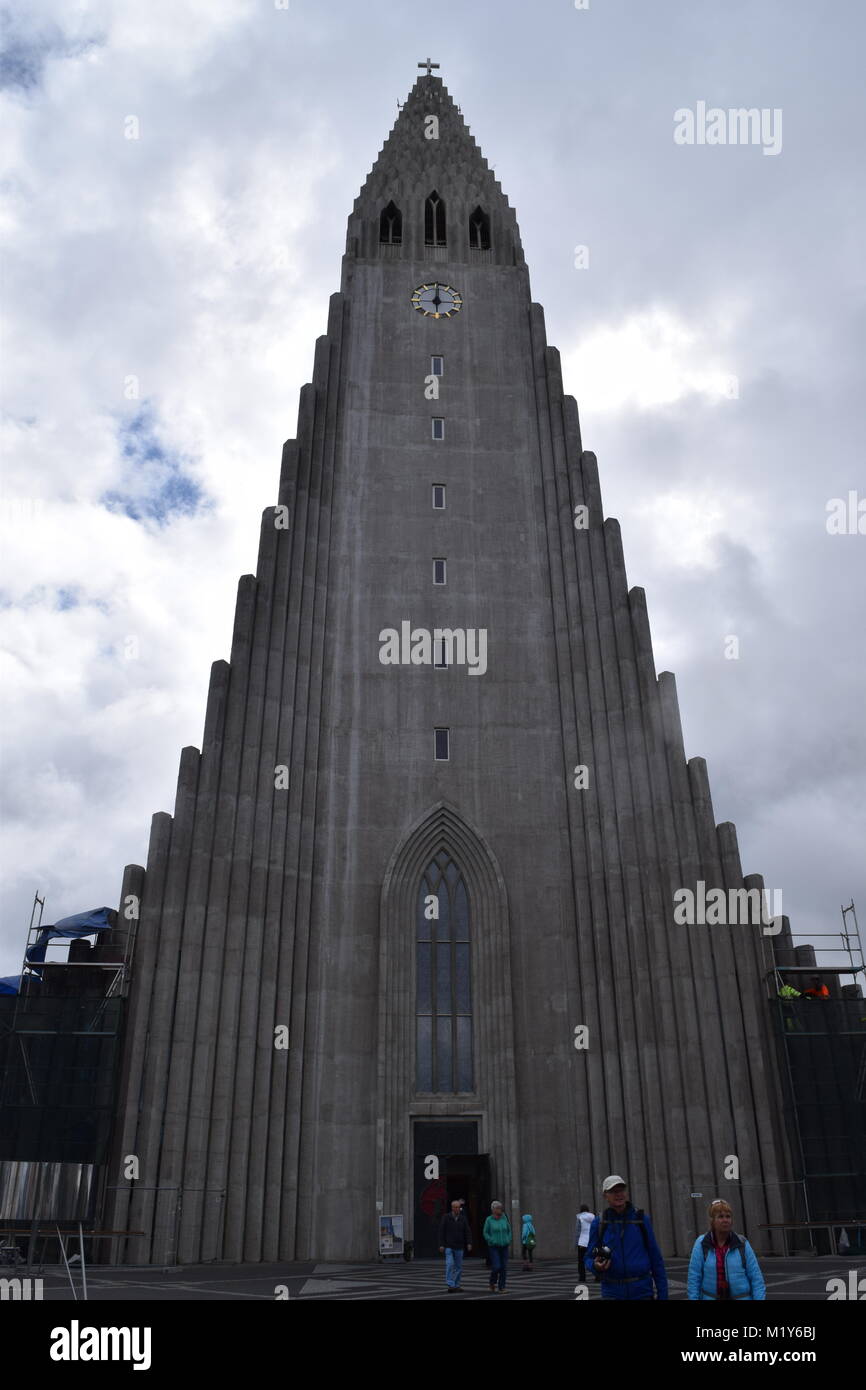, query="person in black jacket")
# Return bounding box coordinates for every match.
[439,1199,473,1292]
